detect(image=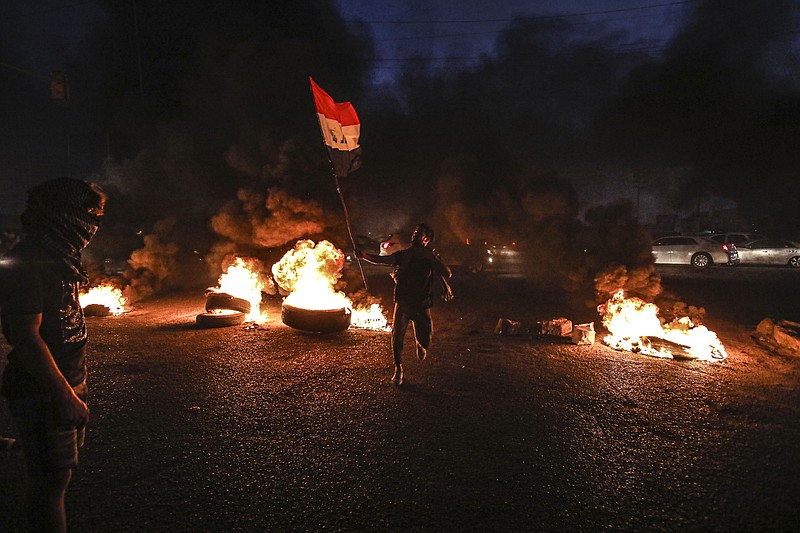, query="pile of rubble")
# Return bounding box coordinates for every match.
[495,316,595,346]
[754,318,800,357]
